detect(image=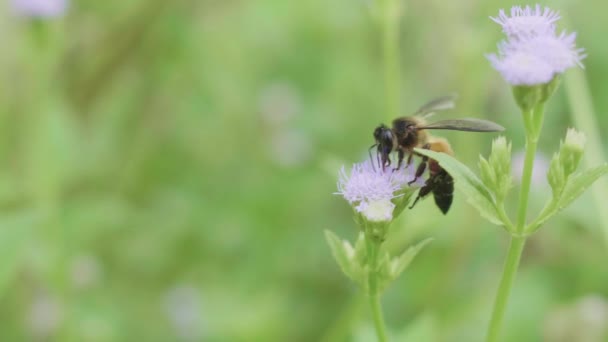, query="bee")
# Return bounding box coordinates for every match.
[371,95,504,214]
